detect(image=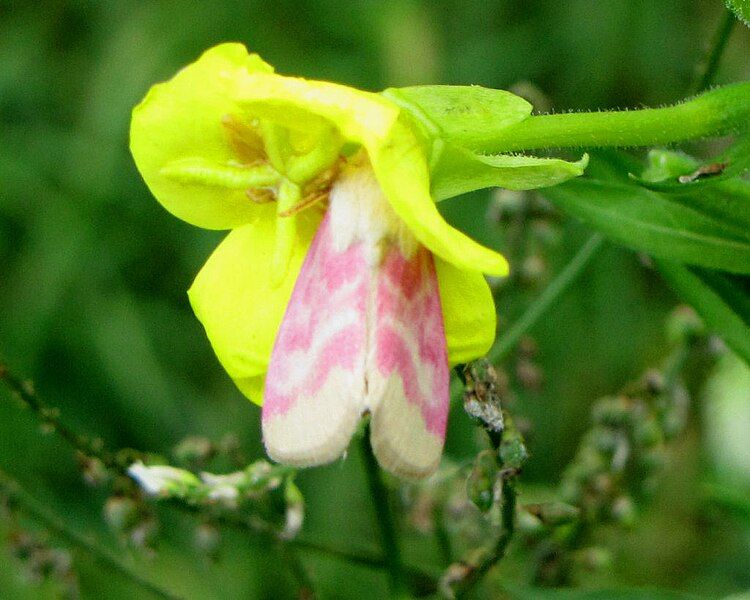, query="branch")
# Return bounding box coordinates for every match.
[0,469,181,600]
[489,234,604,363]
